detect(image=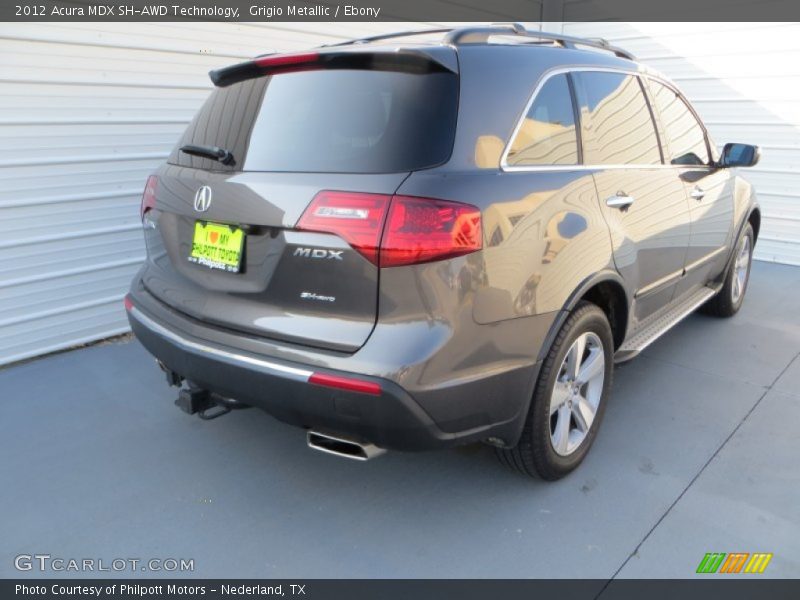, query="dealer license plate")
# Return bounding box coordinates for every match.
[188,221,244,273]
